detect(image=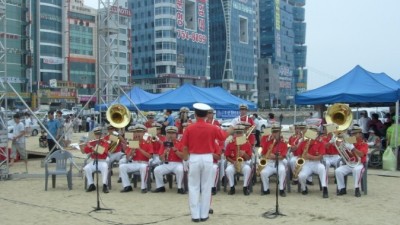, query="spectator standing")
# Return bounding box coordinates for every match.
[358,111,371,139]
[252,113,261,147]
[24,112,32,137]
[63,116,73,147]
[10,114,27,171]
[46,111,61,162]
